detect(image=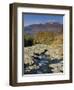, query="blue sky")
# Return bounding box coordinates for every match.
[23,13,63,27]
